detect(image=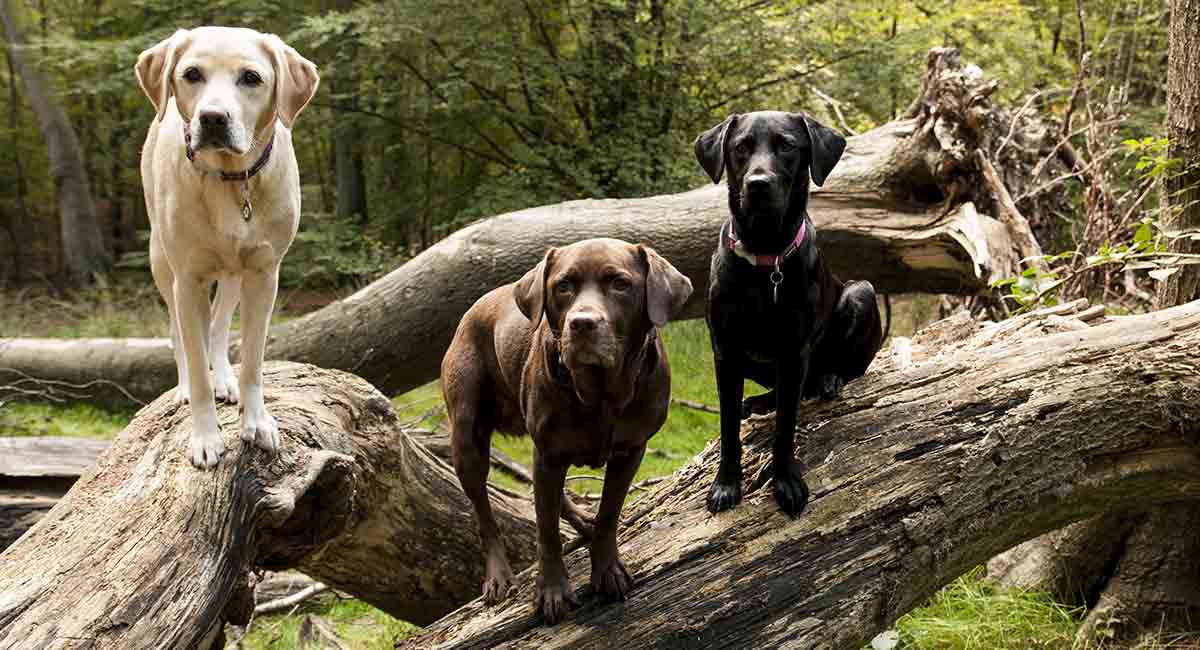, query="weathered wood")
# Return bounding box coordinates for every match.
[0,47,1084,409]
[0,363,539,648]
[0,436,110,551]
[398,300,1200,650]
[4,301,1198,648]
